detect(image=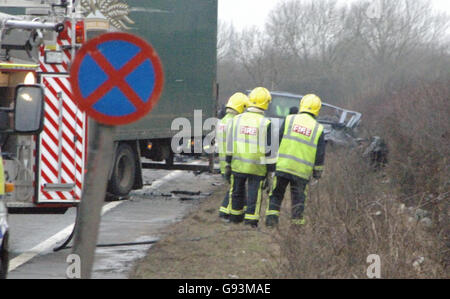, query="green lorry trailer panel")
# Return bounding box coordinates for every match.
[115,0,218,141]
[0,0,218,141]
